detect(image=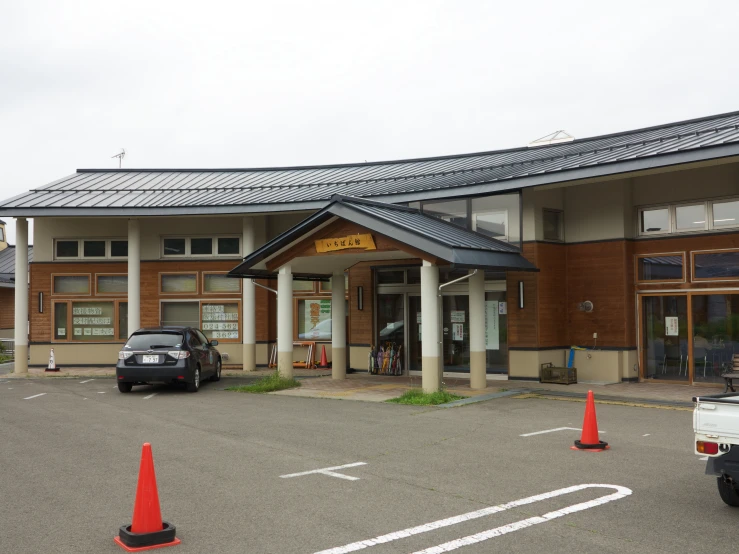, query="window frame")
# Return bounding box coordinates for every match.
[637,197,739,237]
[673,201,709,234]
[161,236,242,258]
[637,206,672,236]
[711,199,739,229]
[542,208,564,242]
[691,247,739,283]
[200,299,242,342]
[635,252,687,284]
[202,271,242,295]
[51,299,127,343]
[0,227,5,242]
[95,273,129,296]
[159,299,201,329]
[294,296,333,342]
[51,273,92,296]
[53,238,127,260]
[159,272,199,296]
[472,209,508,242]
